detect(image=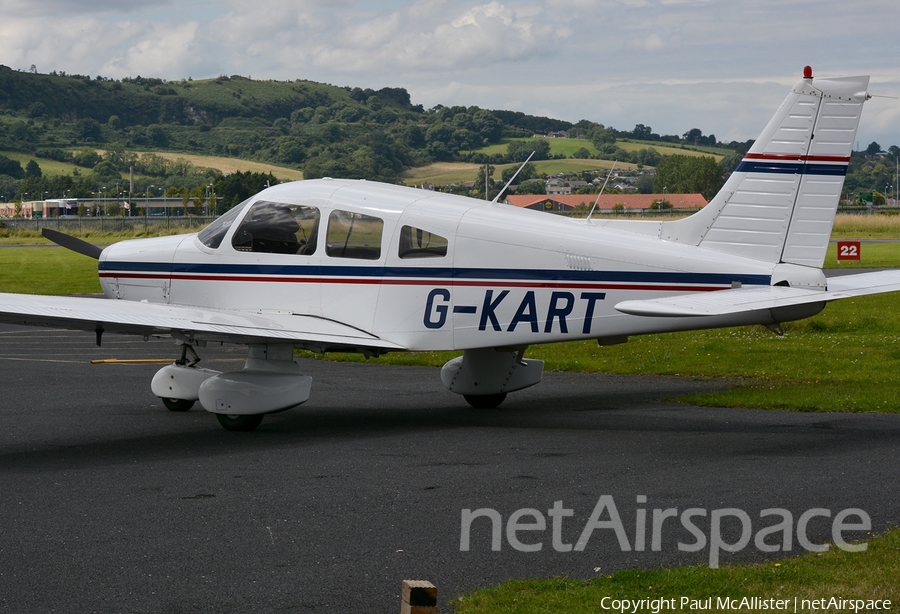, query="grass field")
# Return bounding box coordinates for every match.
[0,151,84,177]
[0,247,101,294]
[0,150,304,182]
[831,212,900,238]
[0,224,201,245]
[468,138,726,161]
[400,158,634,185]
[301,289,900,413]
[131,151,304,181]
[619,138,730,158]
